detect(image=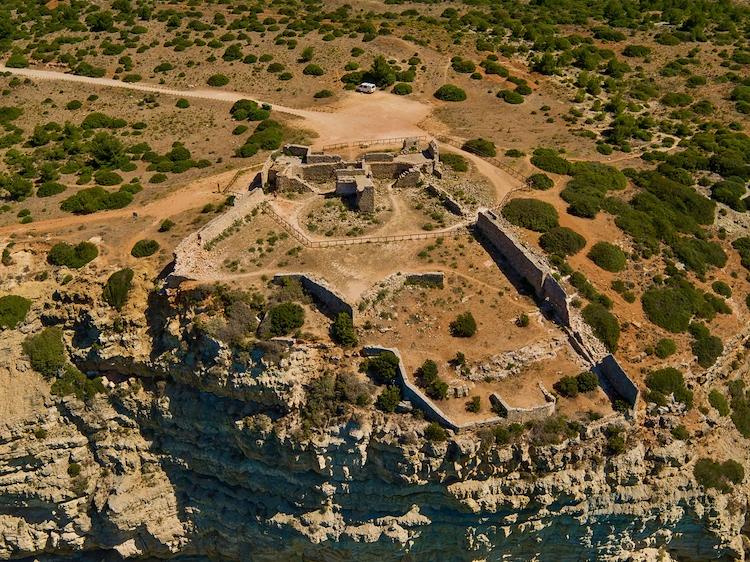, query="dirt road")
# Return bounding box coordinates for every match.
[0,66,431,148]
